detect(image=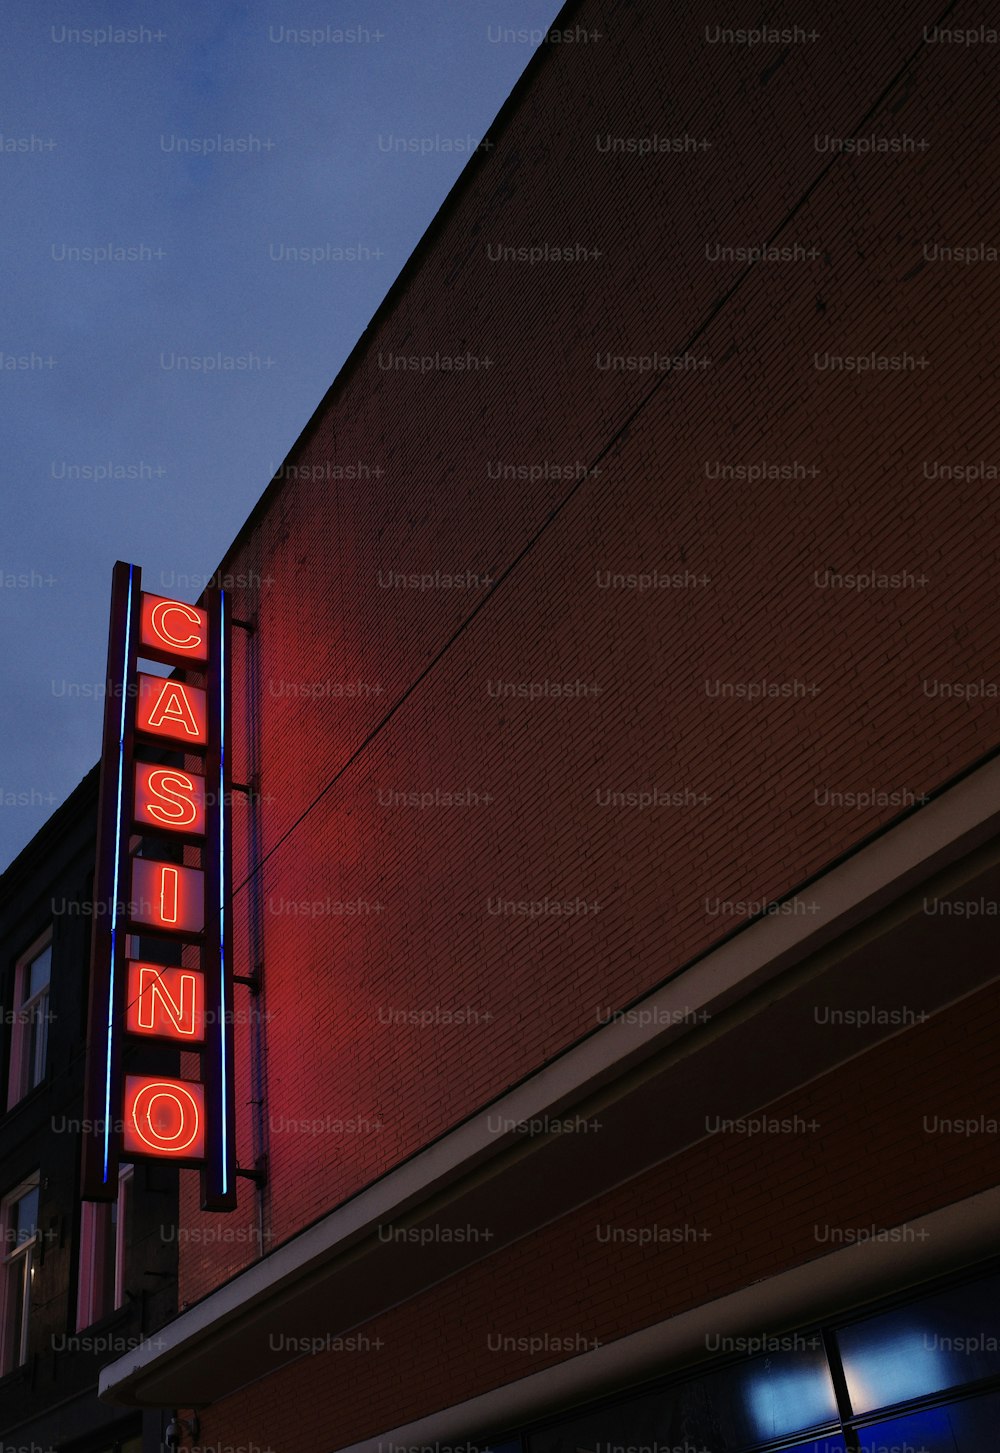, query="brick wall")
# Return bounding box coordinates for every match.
[176,0,1000,1328]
